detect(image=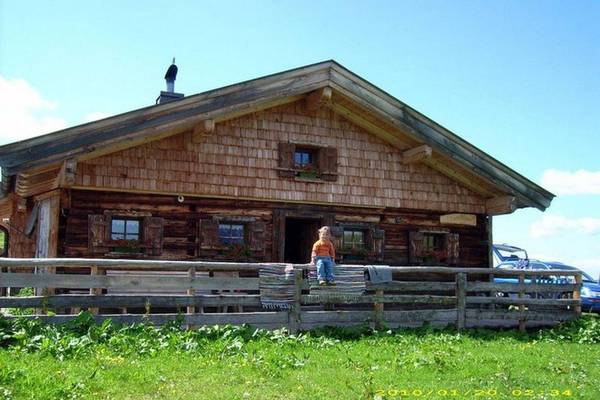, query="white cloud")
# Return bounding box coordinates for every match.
[83,112,111,123]
[0,75,67,145]
[541,169,600,195]
[530,214,600,238]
